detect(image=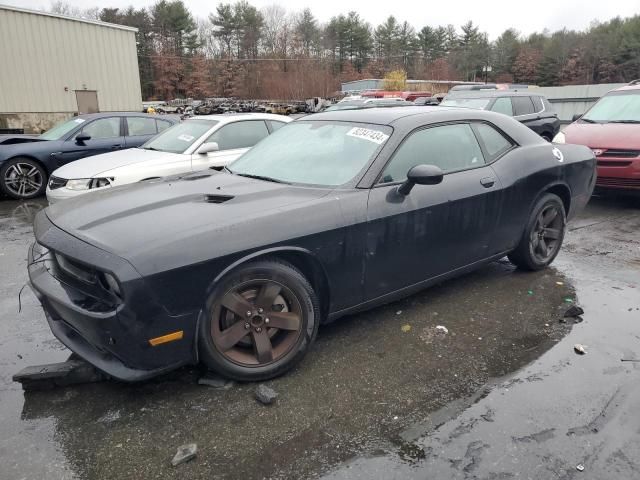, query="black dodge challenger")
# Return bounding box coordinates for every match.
[28,107,596,382]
